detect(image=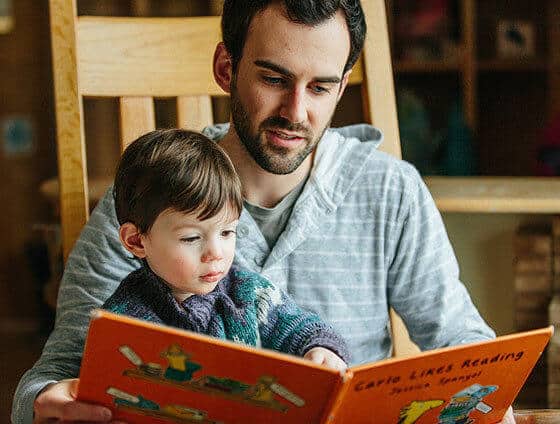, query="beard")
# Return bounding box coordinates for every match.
[230,80,331,175]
